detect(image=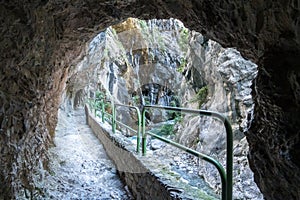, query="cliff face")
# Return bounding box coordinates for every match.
[0,0,299,199]
[182,34,262,199]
